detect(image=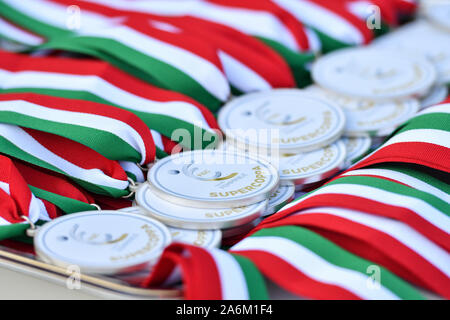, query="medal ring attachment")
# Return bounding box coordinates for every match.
[21,215,37,238]
[122,177,140,199]
[90,203,102,211]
